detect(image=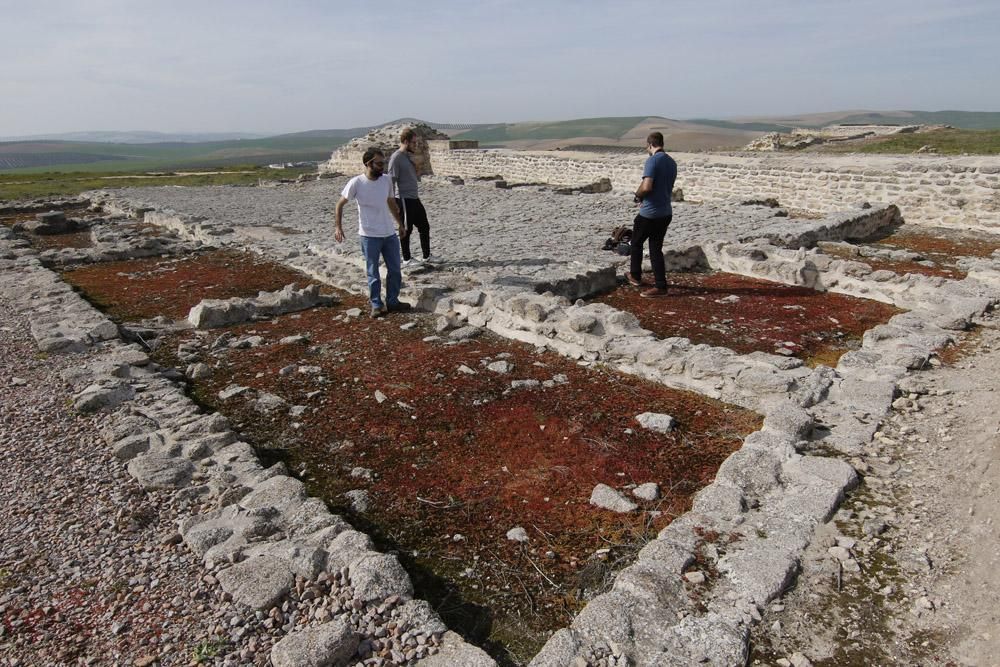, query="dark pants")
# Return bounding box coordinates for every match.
[629,214,672,289]
[395,197,431,260]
